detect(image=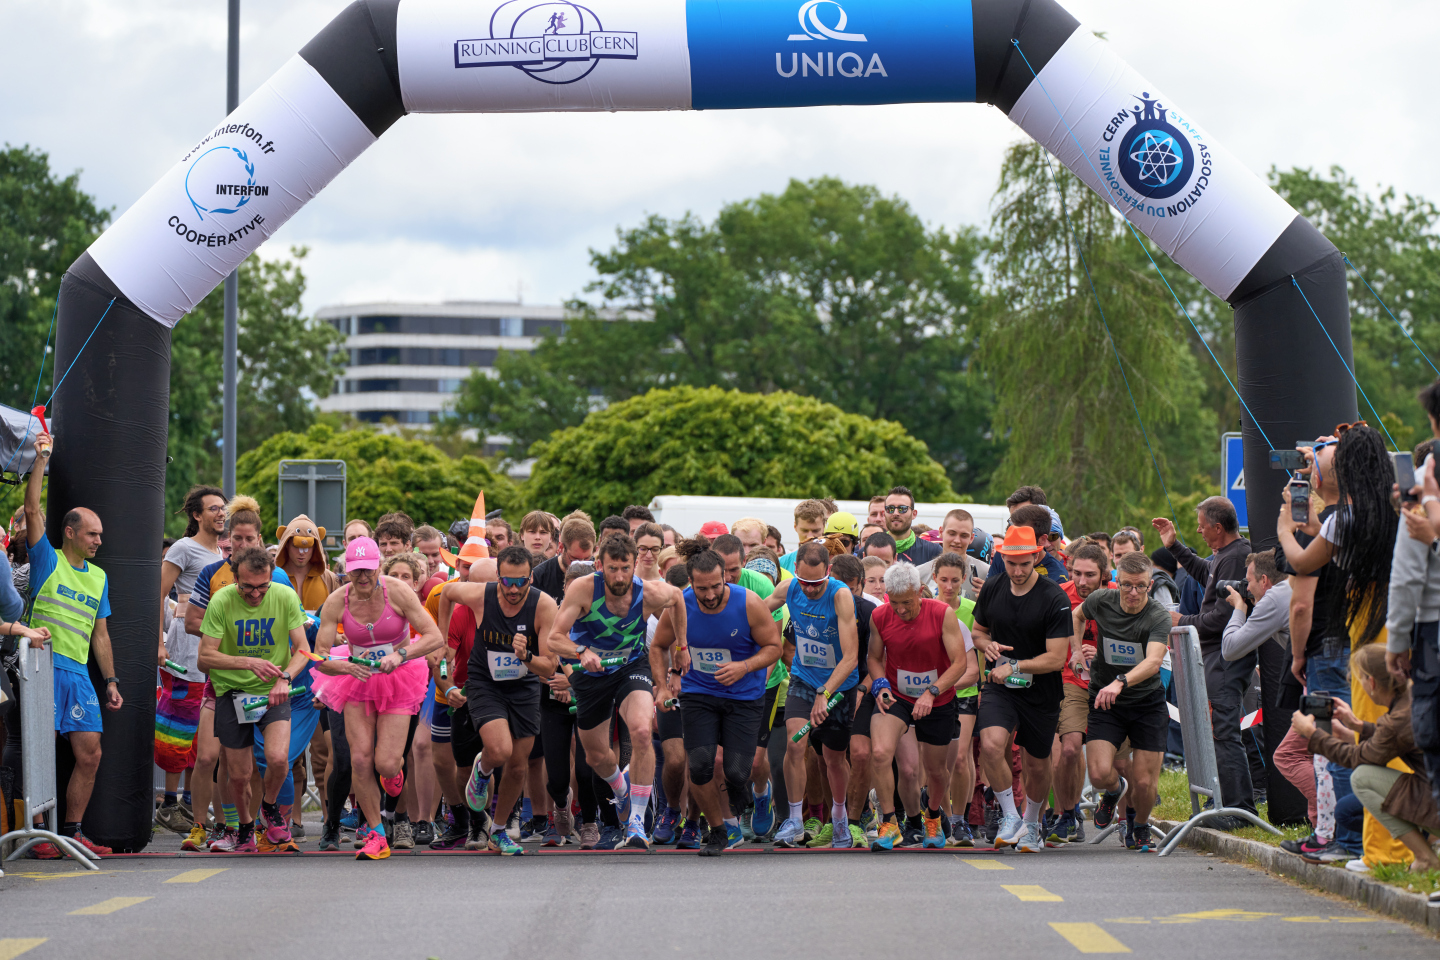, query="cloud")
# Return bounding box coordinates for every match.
[4,0,1436,315]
